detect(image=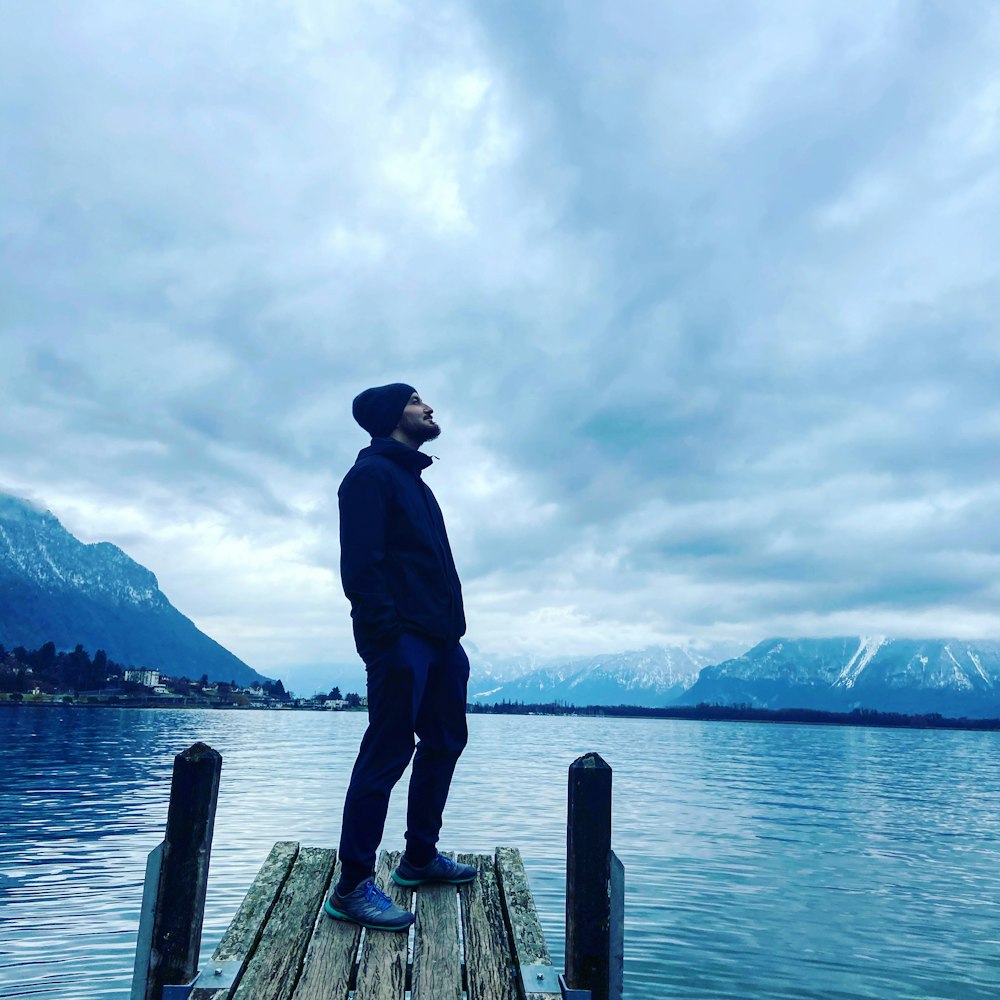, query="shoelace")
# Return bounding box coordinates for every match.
[363,879,393,912]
